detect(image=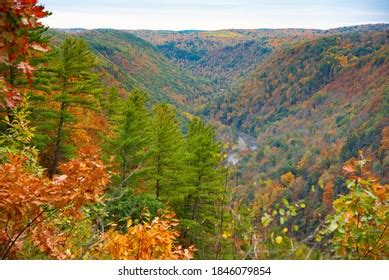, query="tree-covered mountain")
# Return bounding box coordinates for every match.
[130,29,317,91]
[212,30,388,180]
[54,26,388,242]
[130,25,389,93]
[51,29,214,110]
[1,0,387,262]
